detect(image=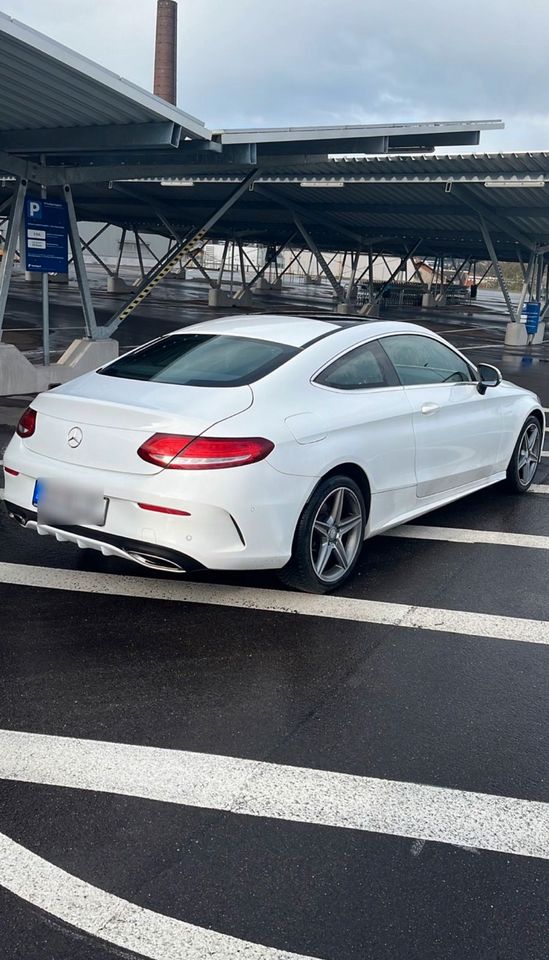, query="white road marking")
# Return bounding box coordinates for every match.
[541,452,549,459]
[531,485,549,494]
[1,729,548,860]
[0,831,316,960]
[384,524,549,551]
[457,343,503,351]
[0,560,548,645]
